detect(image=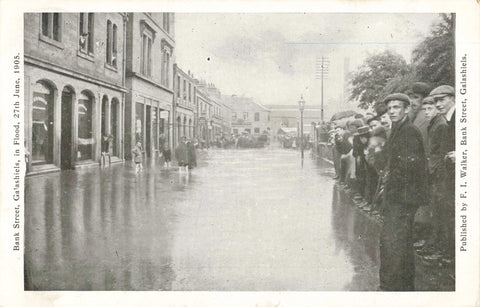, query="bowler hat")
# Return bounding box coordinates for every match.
[383,93,410,105]
[422,96,435,105]
[429,85,454,98]
[354,125,370,136]
[374,103,388,117]
[348,119,364,129]
[371,126,387,139]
